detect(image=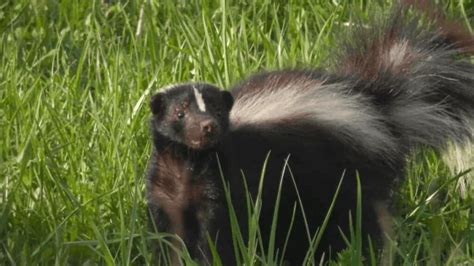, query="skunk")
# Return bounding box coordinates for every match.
[147,2,474,265]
